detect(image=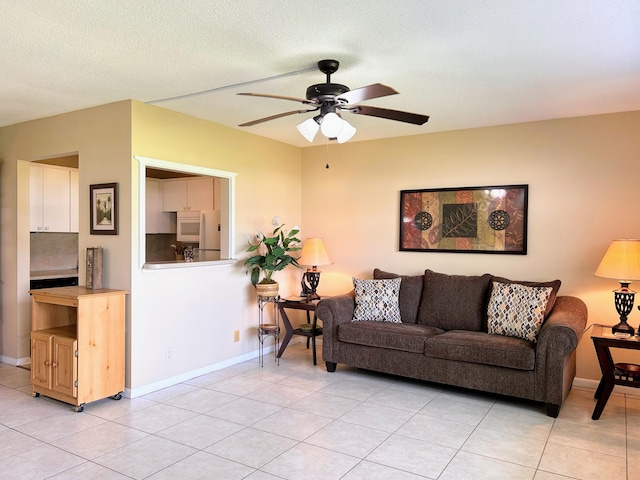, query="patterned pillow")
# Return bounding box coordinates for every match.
[352,278,402,323]
[487,281,553,342]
